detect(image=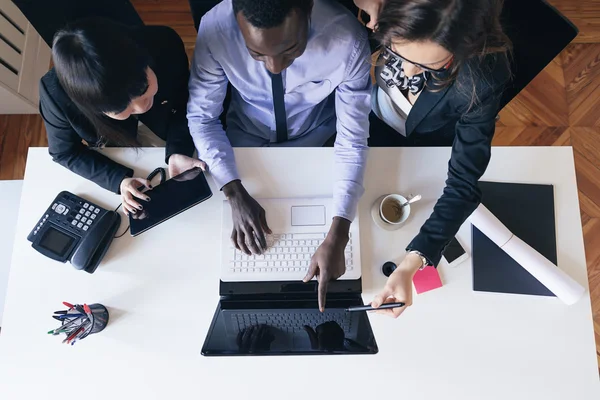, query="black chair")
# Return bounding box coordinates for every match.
[498,0,578,110]
[187,0,220,31]
[11,0,144,47]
